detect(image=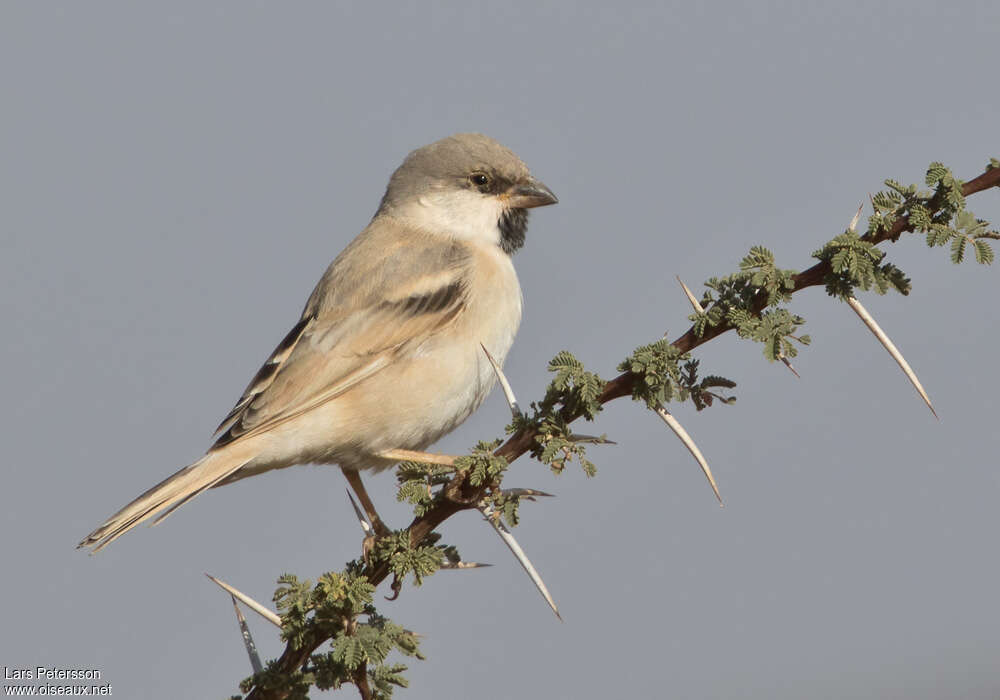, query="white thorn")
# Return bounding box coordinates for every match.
[677,276,705,313]
[440,561,493,570]
[846,296,938,419]
[655,405,723,505]
[481,343,521,417]
[499,488,555,499]
[205,574,282,628]
[231,595,264,674]
[479,506,561,620]
[345,489,372,534]
[778,354,801,378]
[849,202,864,232]
[568,433,617,445]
